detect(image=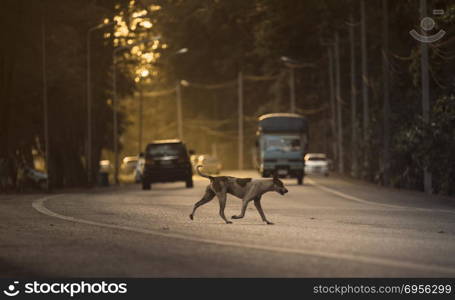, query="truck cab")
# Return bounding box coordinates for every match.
[256,113,308,185]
